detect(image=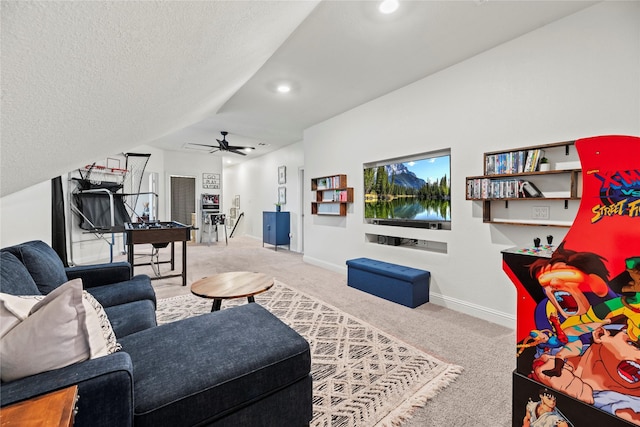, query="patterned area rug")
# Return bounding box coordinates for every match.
[157,282,463,426]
